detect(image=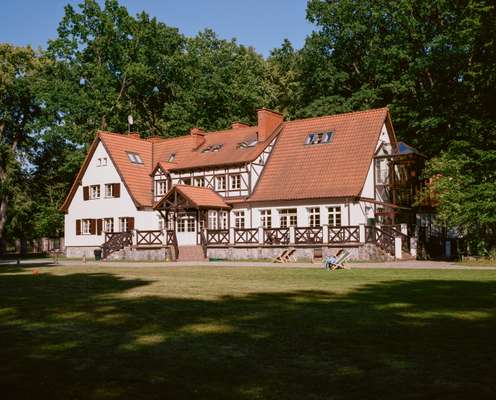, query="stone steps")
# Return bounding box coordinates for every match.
[177,245,207,262]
